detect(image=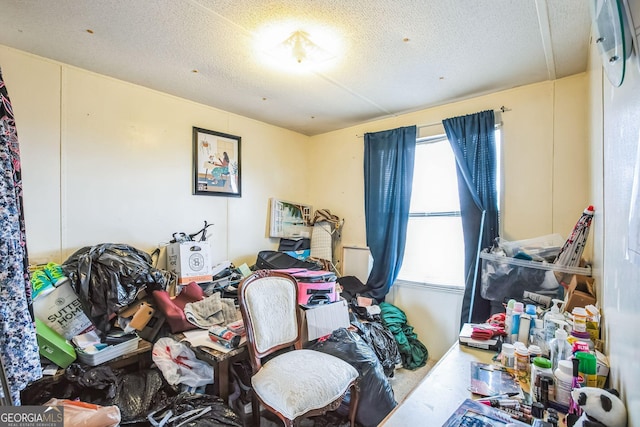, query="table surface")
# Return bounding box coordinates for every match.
[379,342,497,426]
